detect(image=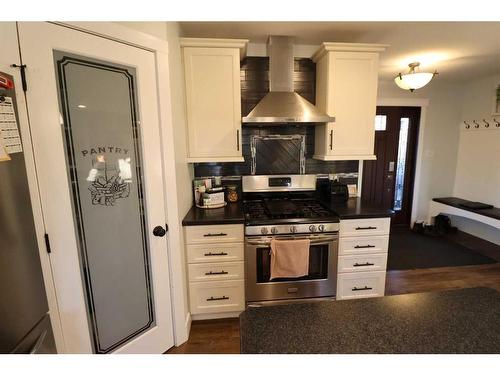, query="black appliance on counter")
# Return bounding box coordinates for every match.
[317,177,349,203]
[330,181,349,203]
